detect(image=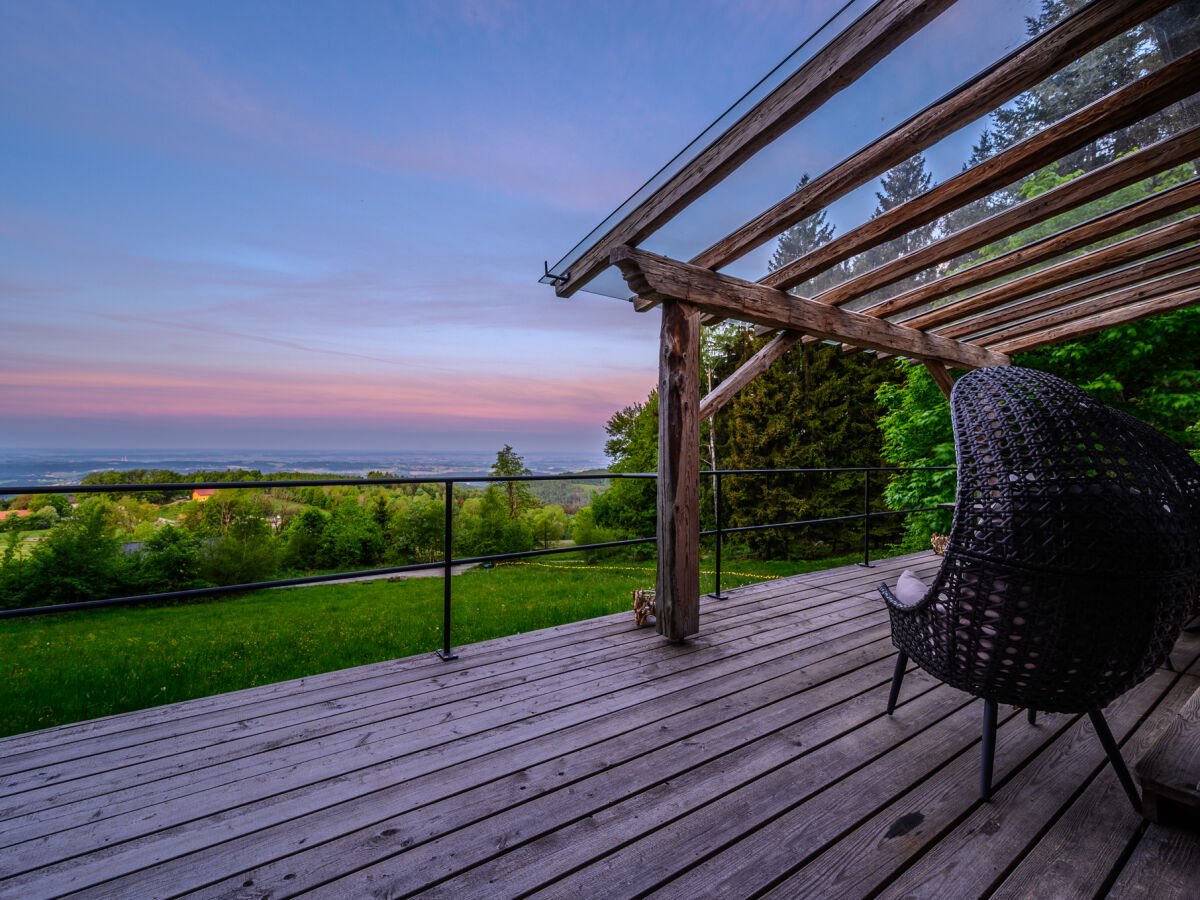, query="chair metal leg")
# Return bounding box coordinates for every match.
[981,699,998,801]
[887,650,908,715]
[1088,709,1142,815]
[1028,708,1037,725]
